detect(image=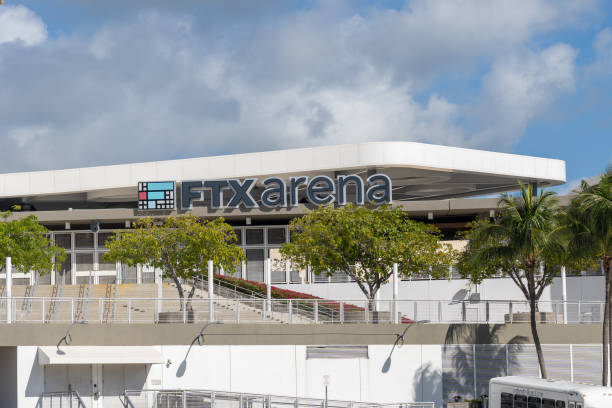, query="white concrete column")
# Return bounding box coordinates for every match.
[6,257,12,324]
[156,268,162,316]
[115,261,121,284]
[265,258,271,314]
[561,265,568,324]
[208,260,214,321]
[393,263,399,324]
